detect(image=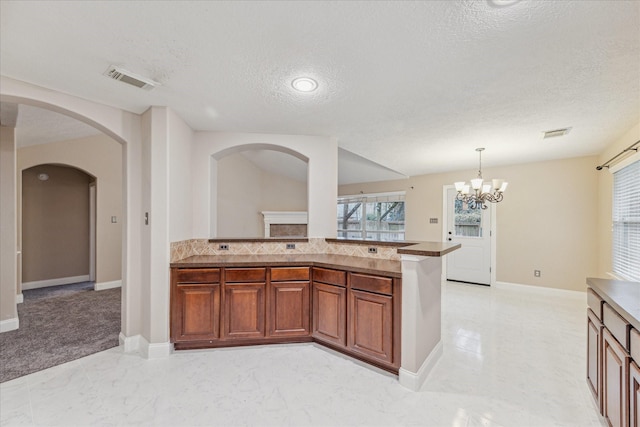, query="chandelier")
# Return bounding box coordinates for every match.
[454,148,508,210]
